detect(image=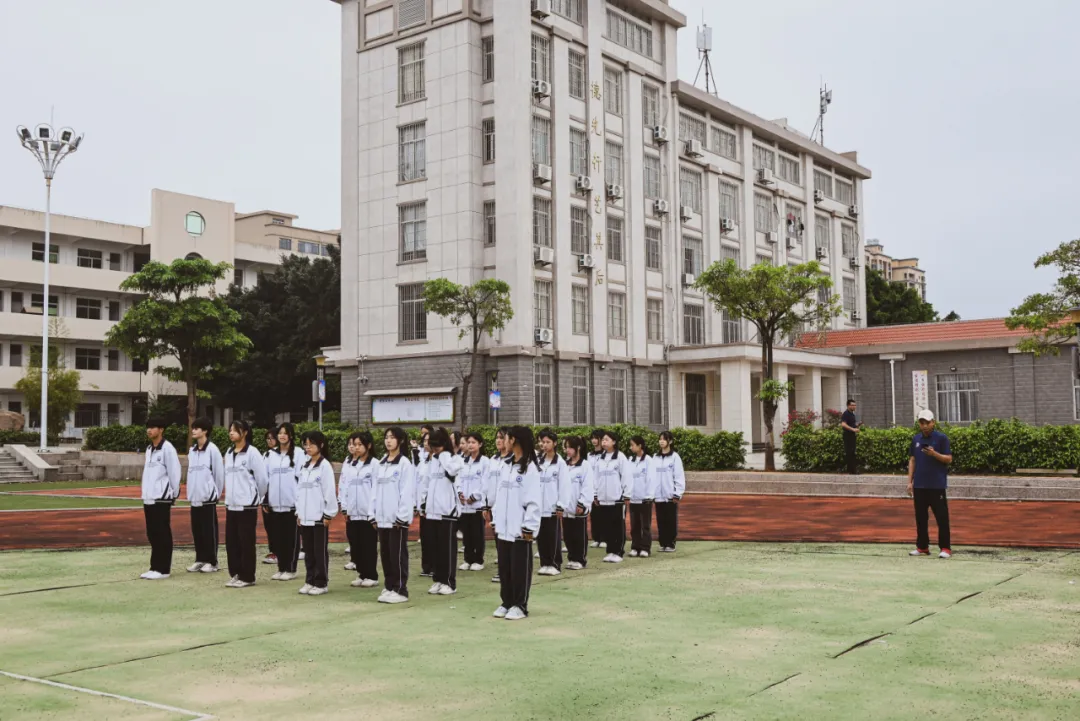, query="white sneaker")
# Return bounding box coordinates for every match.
[602,554,615,563]
[298,551,306,560]
[278,572,296,581]
[226,575,241,587]
[233,580,254,587]
[351,577,366,587]
[456,530,463,540]
[360,578,379,588]
[140,570,153,579]
[428,583,443,595]
[459,562,471,571]
[629,550,639,557]
[344,562,357,571]
[271,572,284,581]
[298,584,312,595]
[939,550,952,559]
[262,554,277,565]
[381,591,408,604]
[438,584,456,595]
[307,586,328,596]
[590,541,601,548]
[491,575,500,584]
[562,546,568,553]
[609,555,623,563]
[378,588,390,601]
[566,561,583,570]
[469,563,485,571]
[144,571,169,580]
[909,549,930,557]
[639,551,649,558]
[534,551,540,559]
[493,606,509,618]
[186,562,205,573]
[199,564,219,573]
[345,546,351,553]
[599,542,607,548]
[660,546,675,553]
[505,606,527,621]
